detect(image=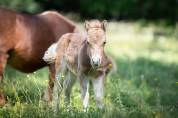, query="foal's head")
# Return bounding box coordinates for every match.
[85,20,107,68]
